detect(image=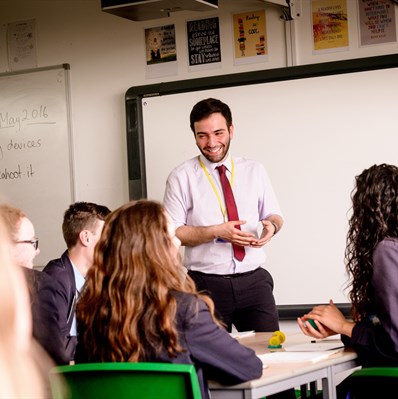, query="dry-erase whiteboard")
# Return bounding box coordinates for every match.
[0,65,74,267]
[126,54,398,307]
